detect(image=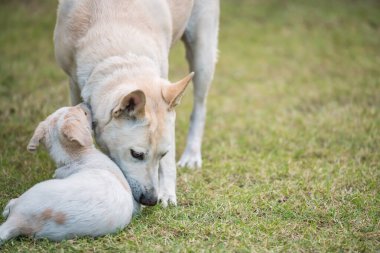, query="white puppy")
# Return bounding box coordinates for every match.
[0,104,137,245]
